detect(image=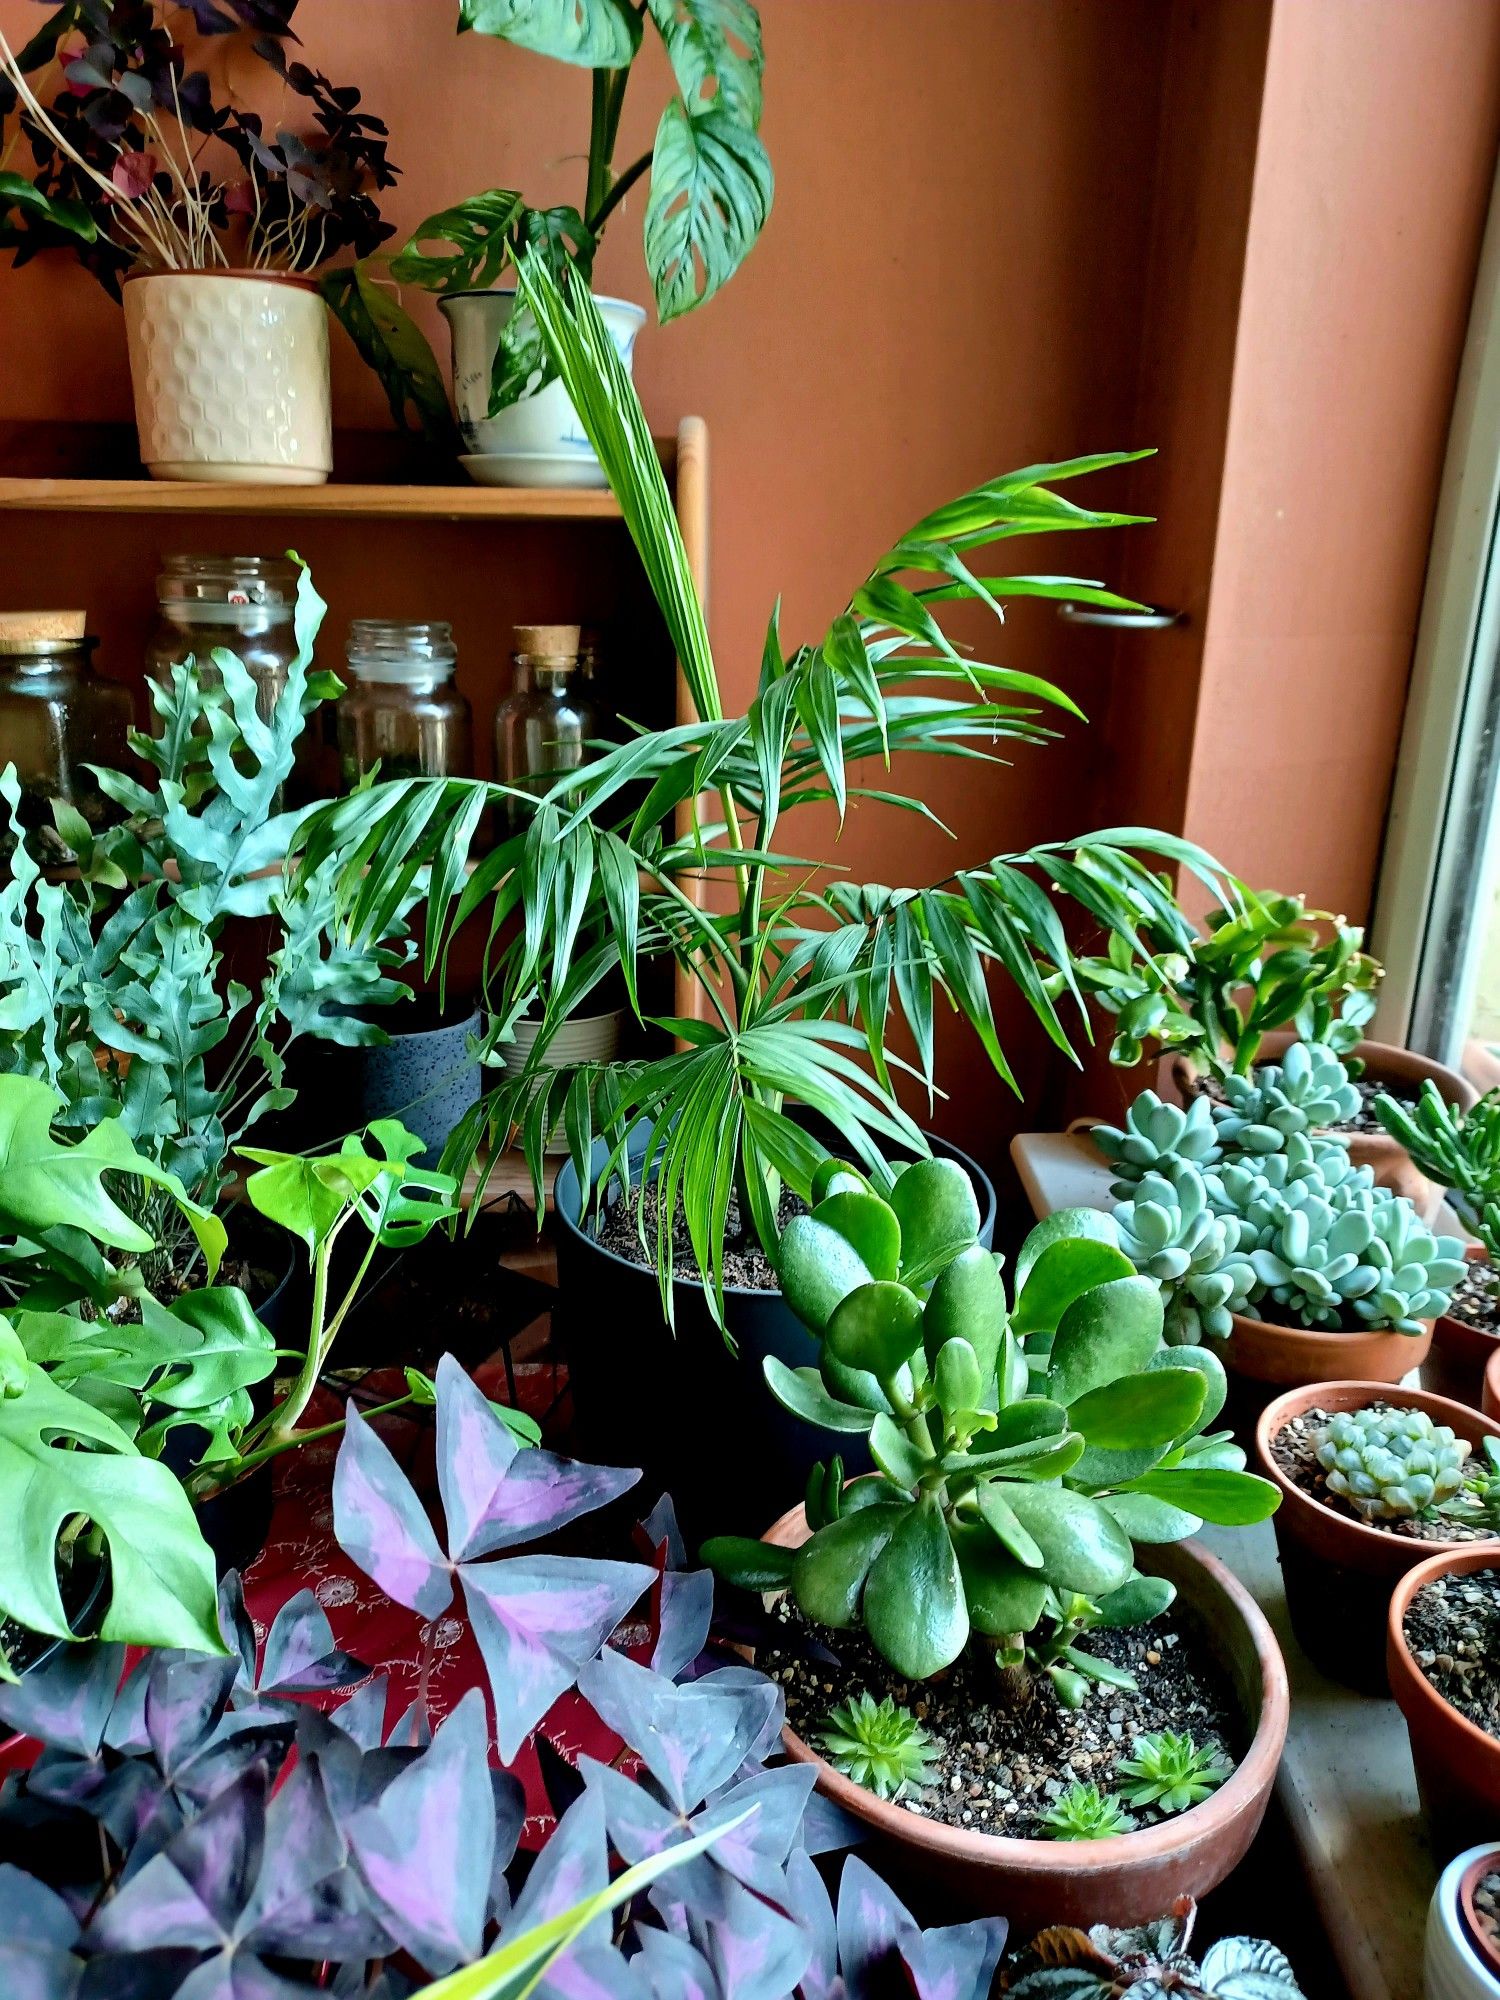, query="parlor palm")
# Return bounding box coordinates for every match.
[292,249,1234,1321]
